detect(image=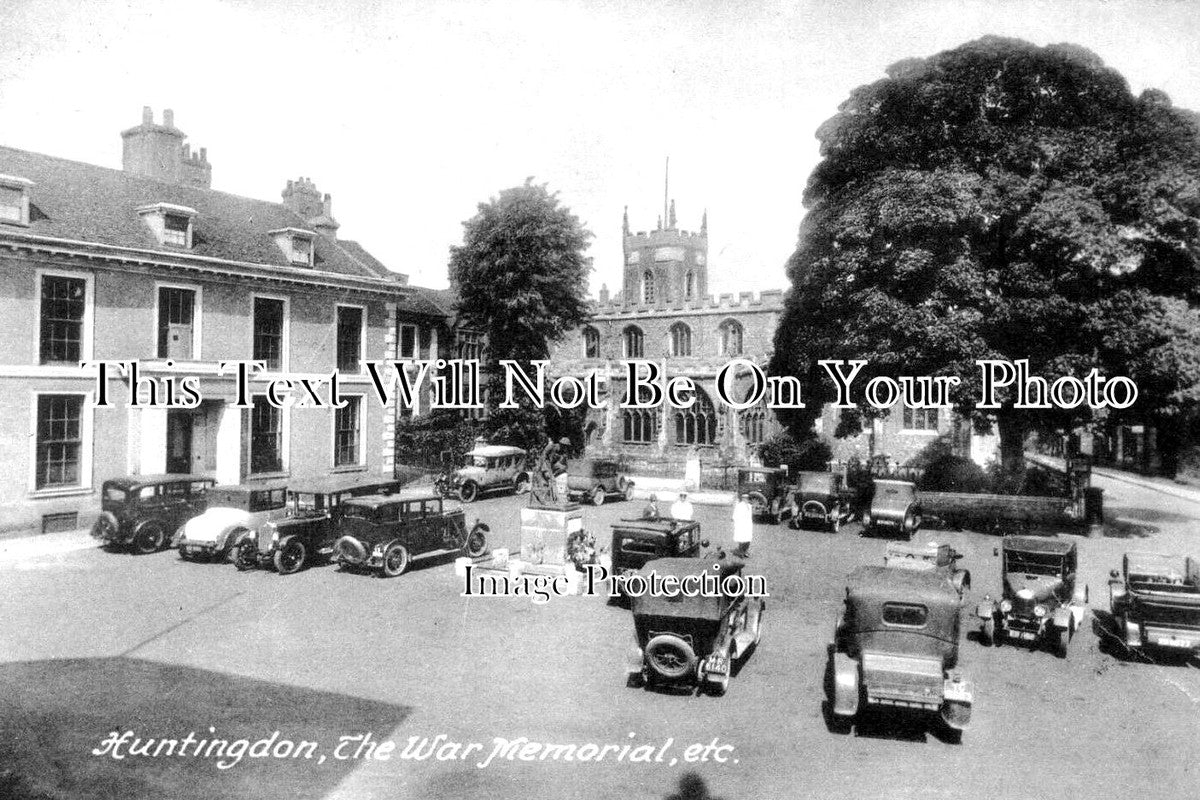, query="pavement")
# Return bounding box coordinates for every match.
[1026,452,1200,508]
